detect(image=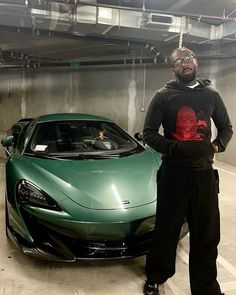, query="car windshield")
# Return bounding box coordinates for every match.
[25,120,142,157]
